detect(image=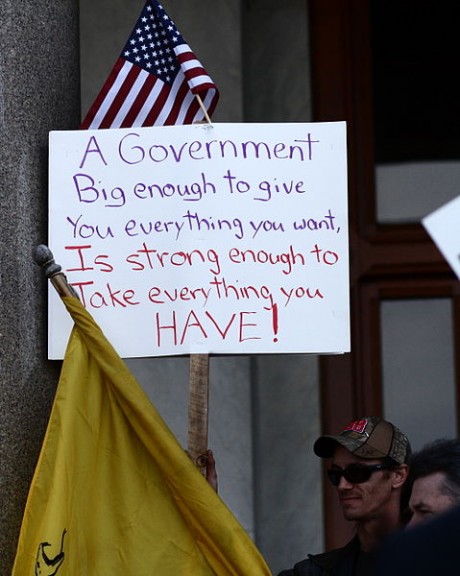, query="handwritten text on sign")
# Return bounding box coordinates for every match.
[48,122,349,358]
